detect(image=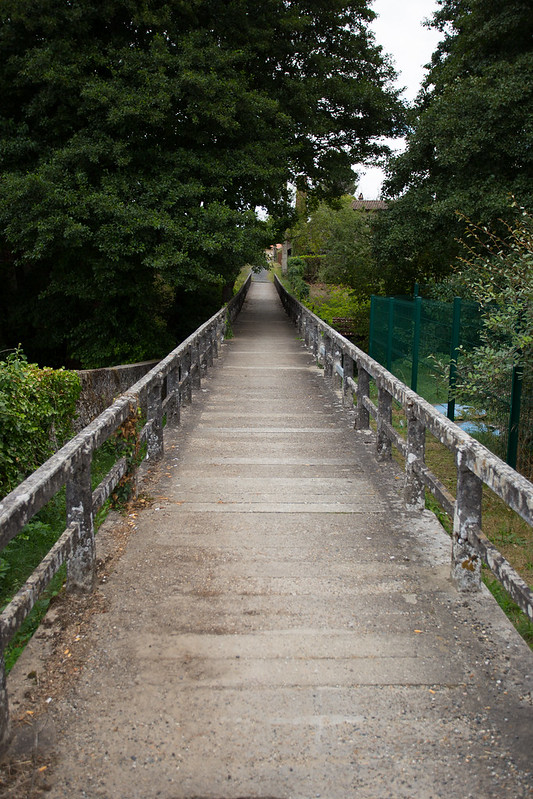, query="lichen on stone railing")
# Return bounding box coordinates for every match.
[275,275,533,619]
[0,274,251,752]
